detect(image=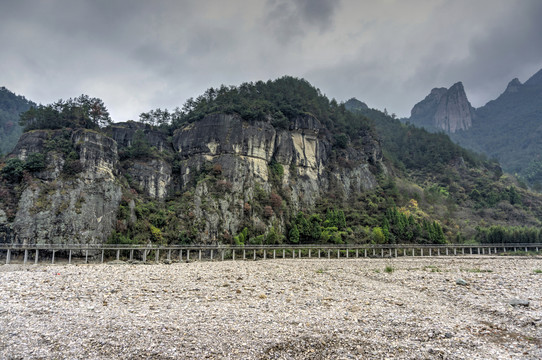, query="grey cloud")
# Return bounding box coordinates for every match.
[265,0,341,43]
[1,0,541,121]
[417,0,542,108]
